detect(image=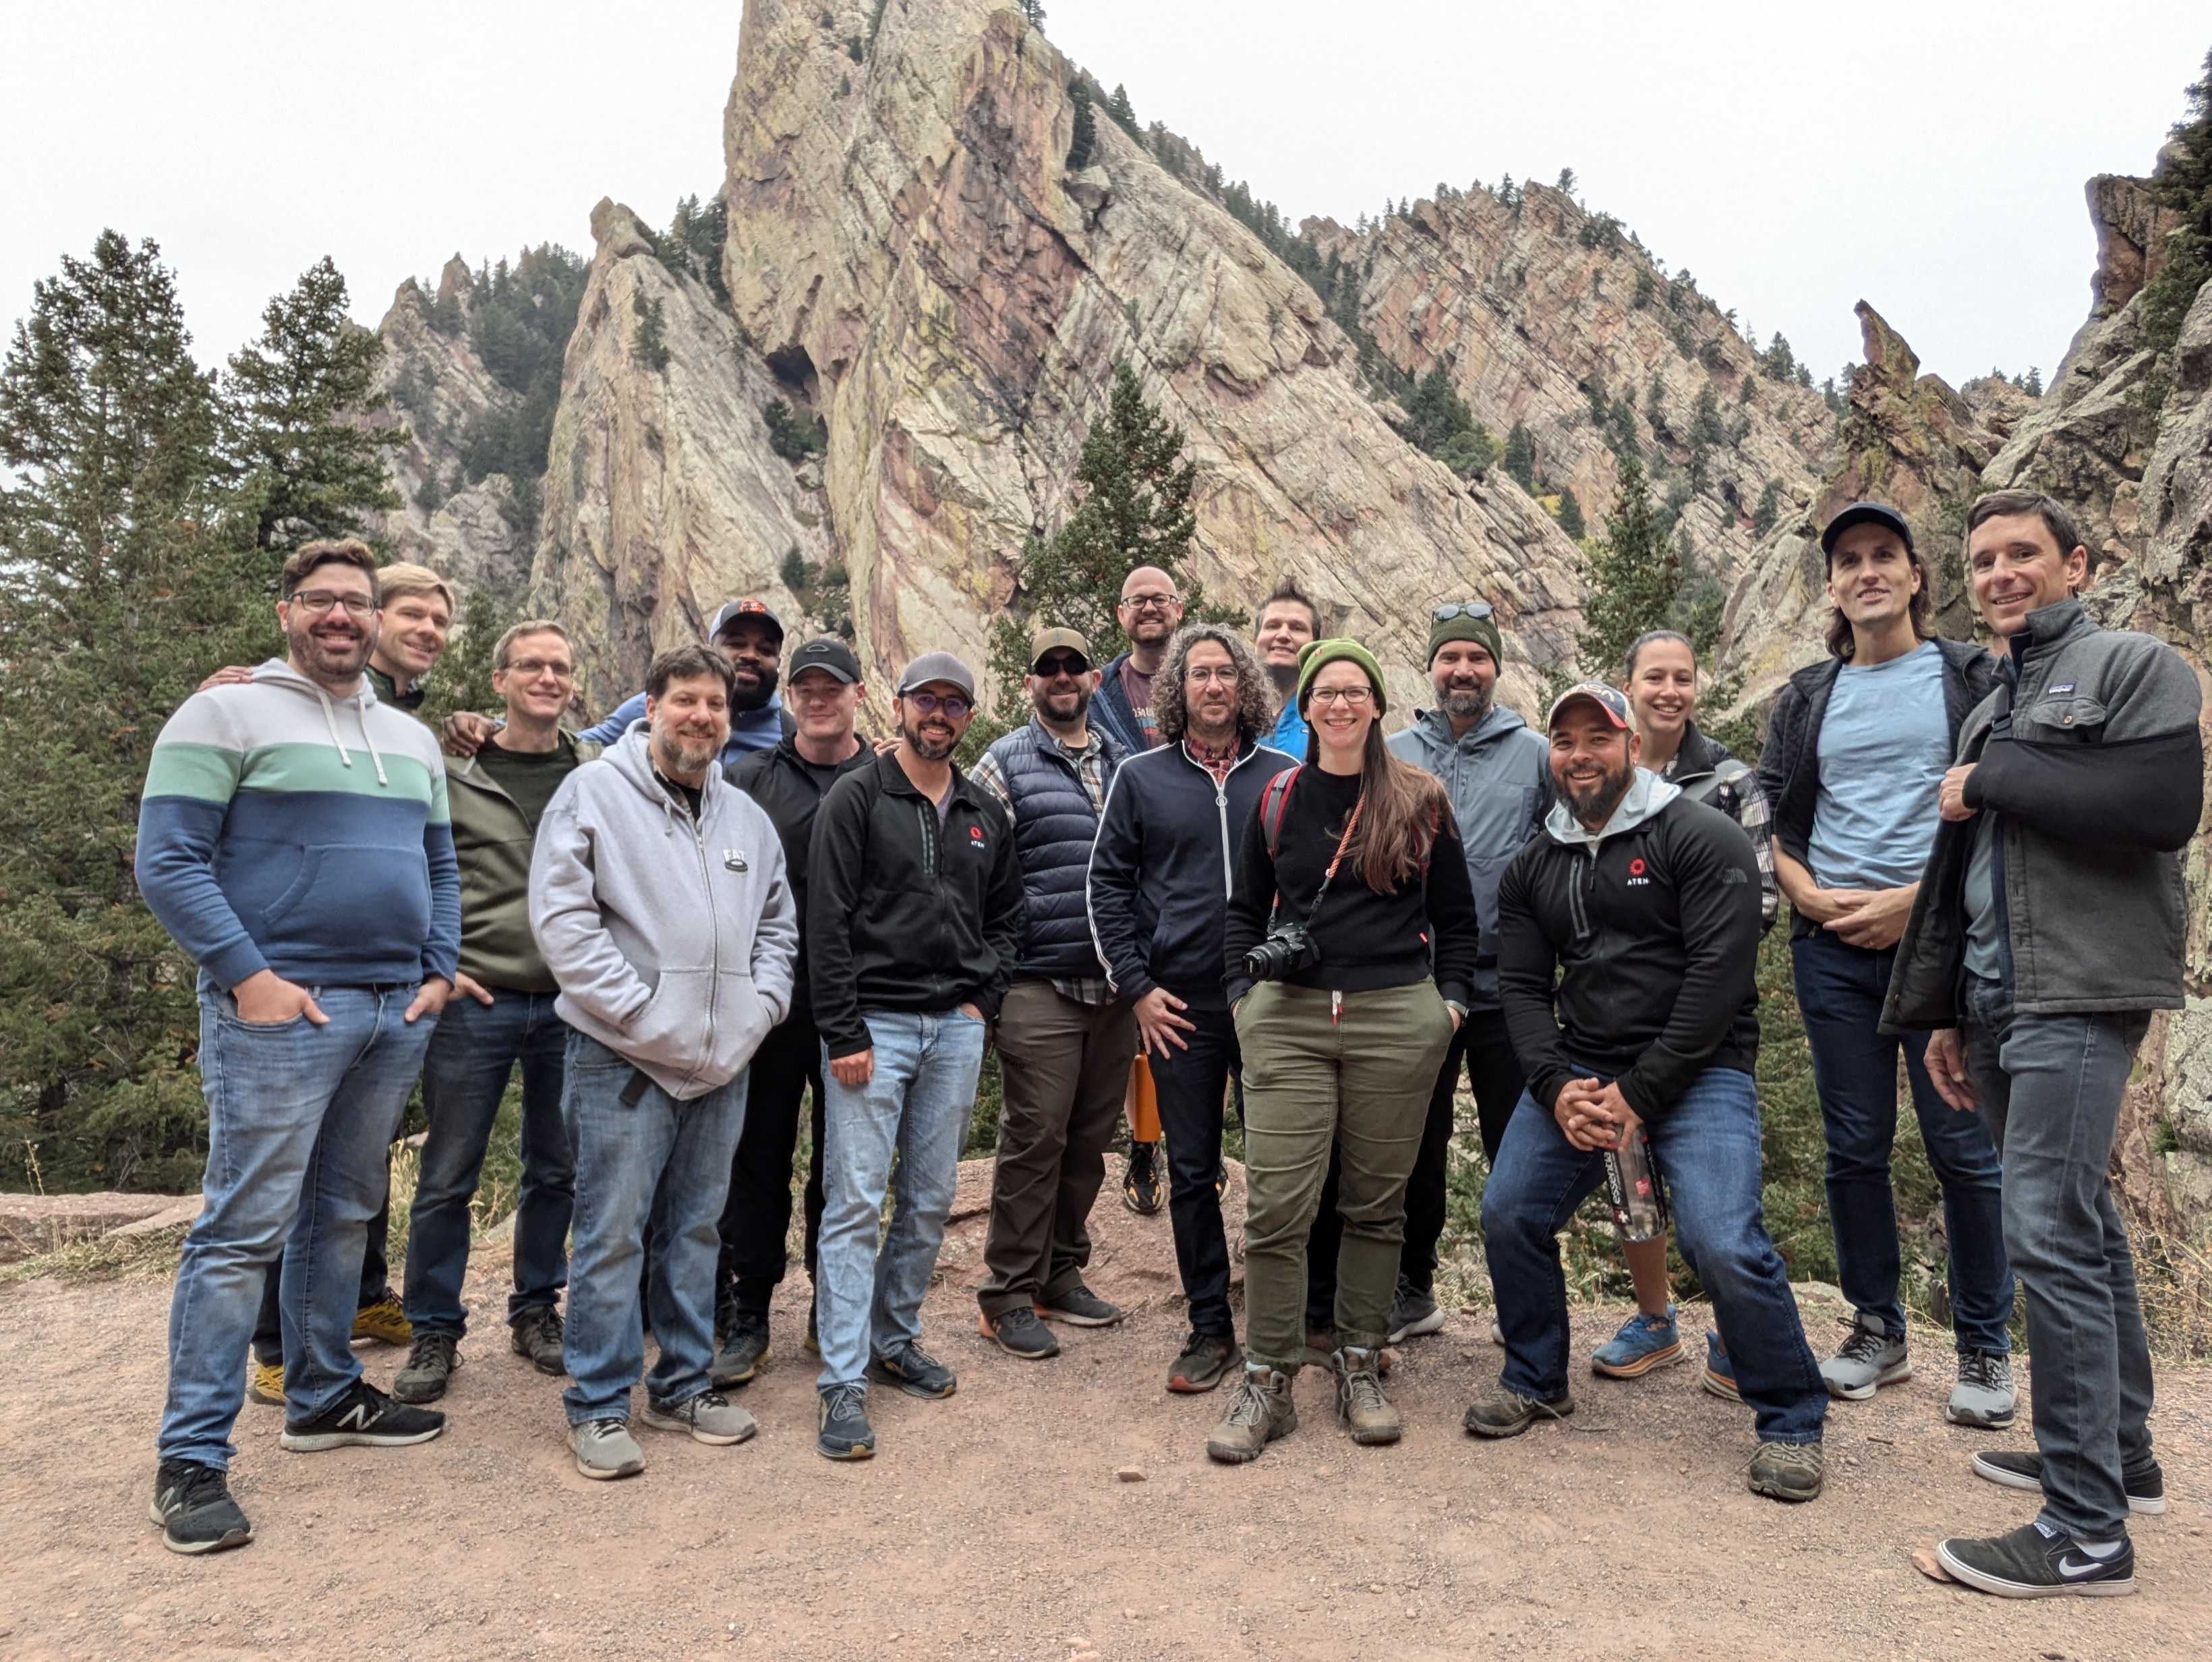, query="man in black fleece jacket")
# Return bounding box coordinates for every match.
[1467,683,1829,1503]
